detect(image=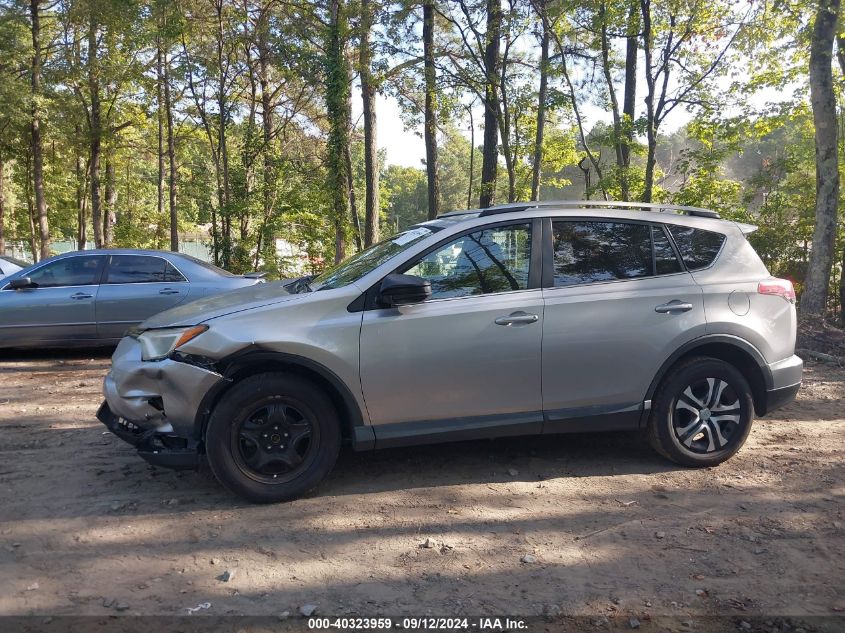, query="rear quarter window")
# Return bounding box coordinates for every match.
[667,226,726,270]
